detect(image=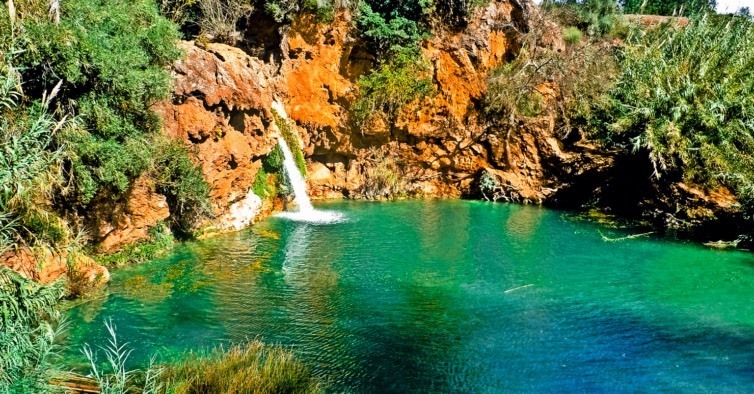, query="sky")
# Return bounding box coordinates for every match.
[716,0,753,13]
